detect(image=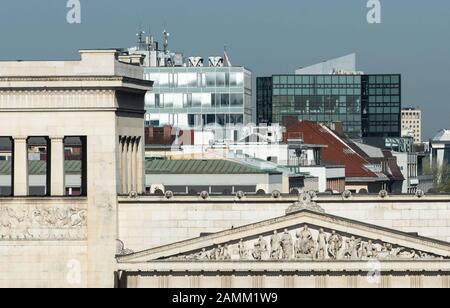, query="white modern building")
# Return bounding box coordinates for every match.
[127,31,252,129]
